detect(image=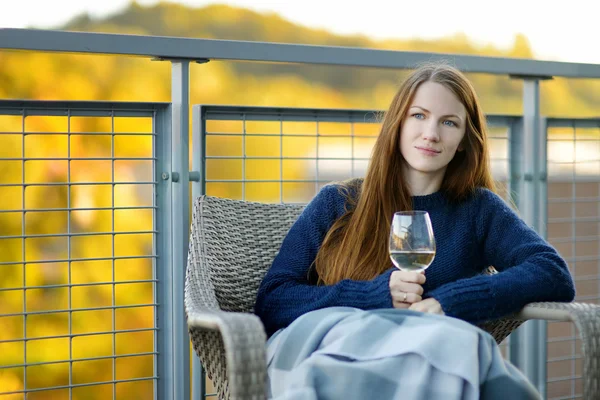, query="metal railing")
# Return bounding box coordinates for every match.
[545,117,600,399]
[0,101,175,399]
[2,27,600,400]
[193,105,517,199]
